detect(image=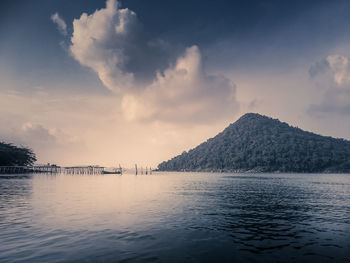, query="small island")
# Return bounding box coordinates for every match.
[158,113,350,173]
